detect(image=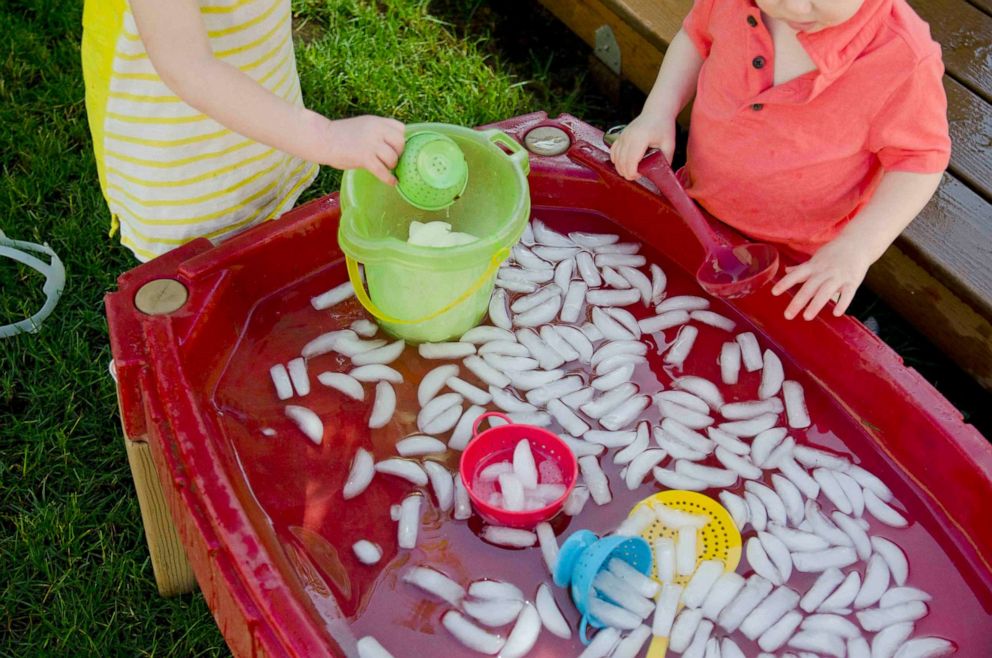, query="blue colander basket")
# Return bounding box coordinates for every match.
[552,529,652,644]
